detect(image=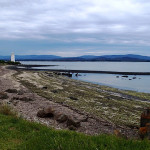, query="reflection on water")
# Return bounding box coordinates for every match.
[20,61,150,93]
